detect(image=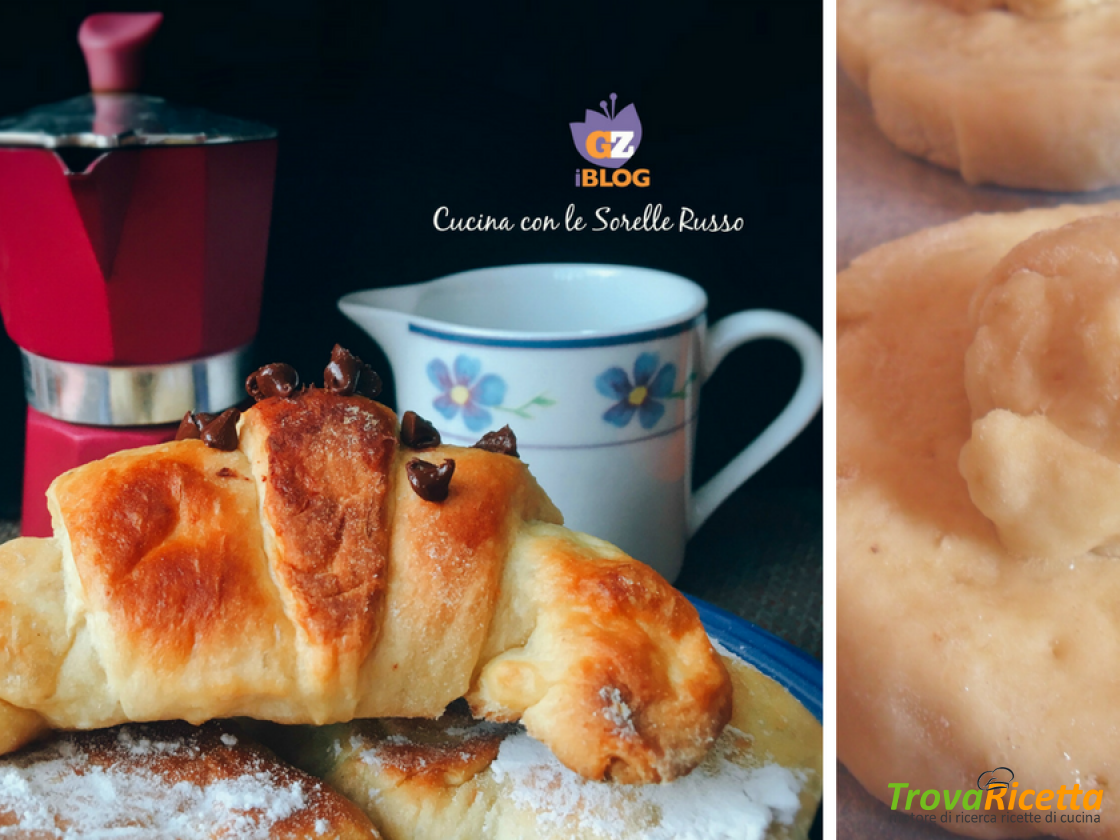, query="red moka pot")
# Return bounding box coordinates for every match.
[0,13,277,535]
